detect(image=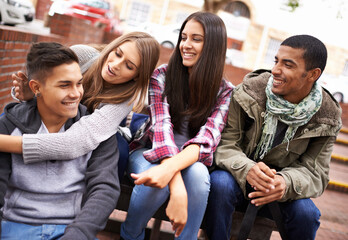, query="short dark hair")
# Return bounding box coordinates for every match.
[281,34,327,74]
[26,42,79,82]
